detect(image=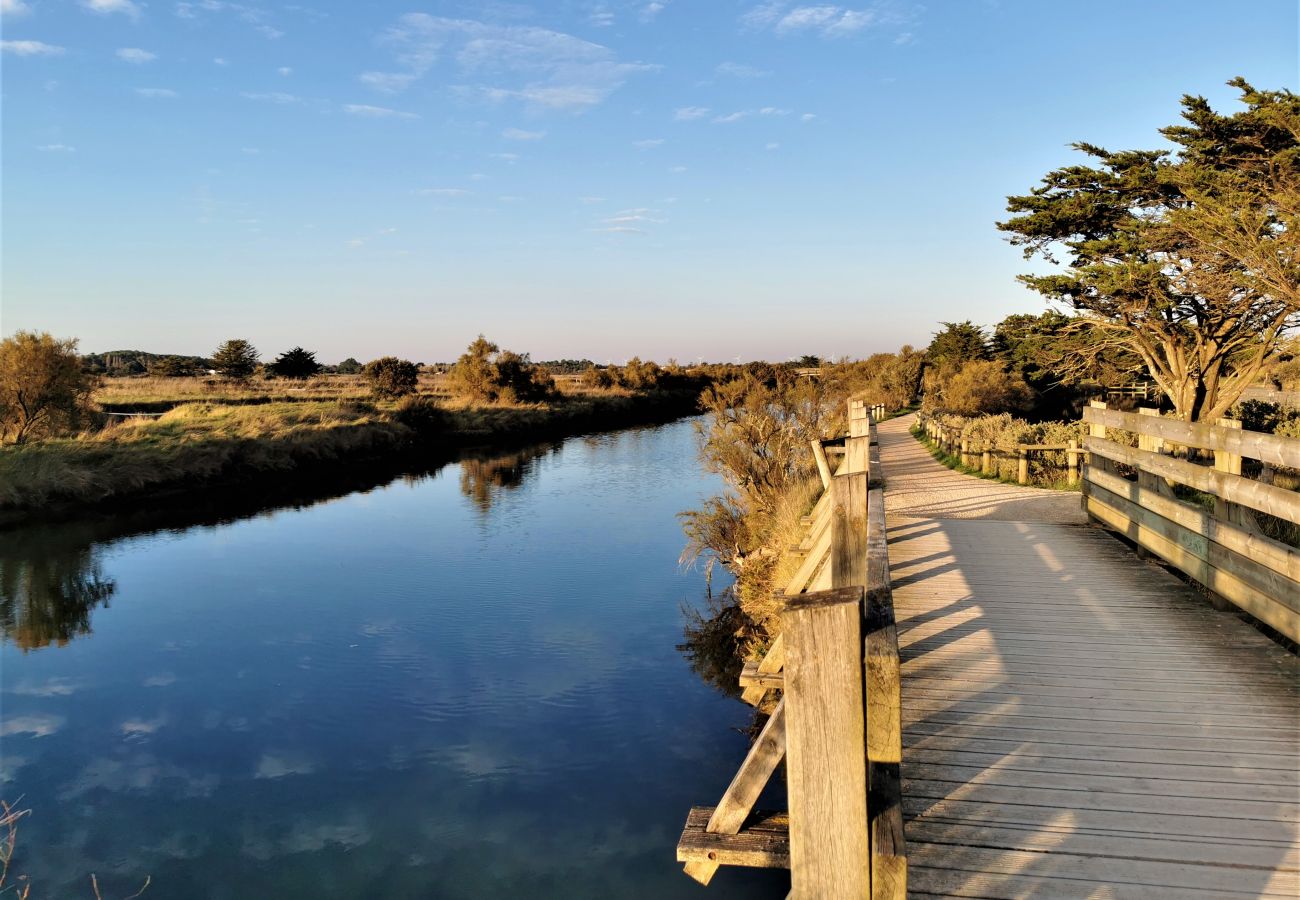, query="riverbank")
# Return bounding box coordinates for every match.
[0,388,703,525]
